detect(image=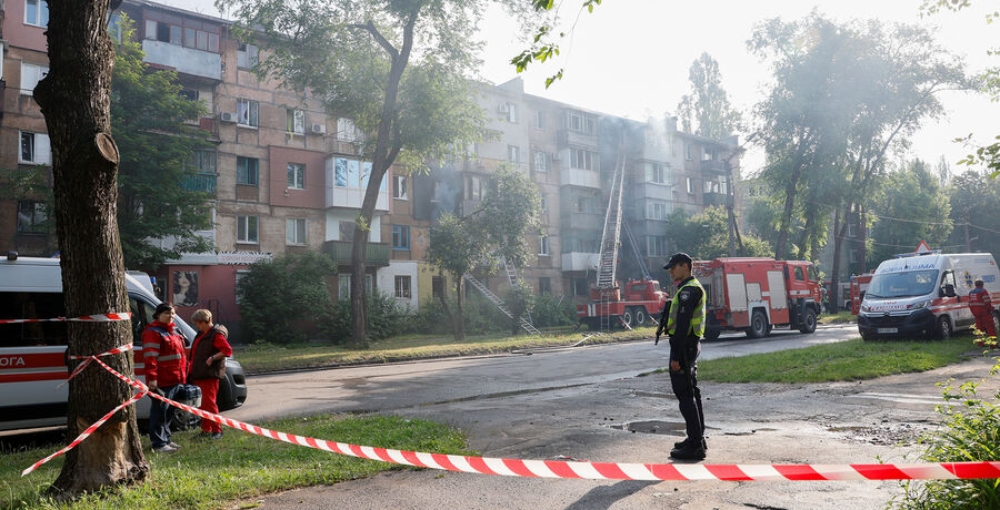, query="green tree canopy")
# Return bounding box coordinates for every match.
[113,16,215,269]
[677,52,742,140]
[868,159,953,263]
